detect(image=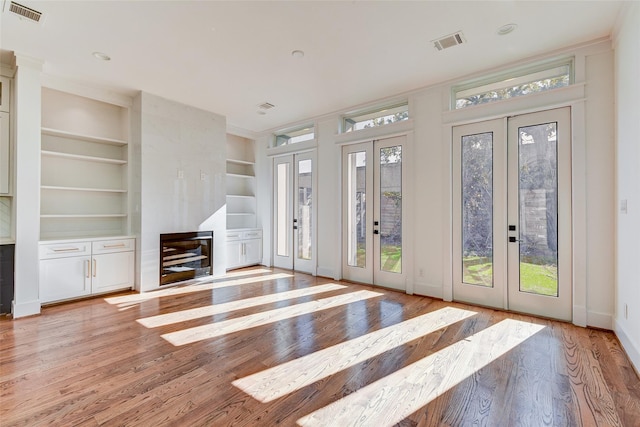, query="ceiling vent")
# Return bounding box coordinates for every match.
[432,31,465,51]
[258,102,275,110]
[6,1,43,23]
